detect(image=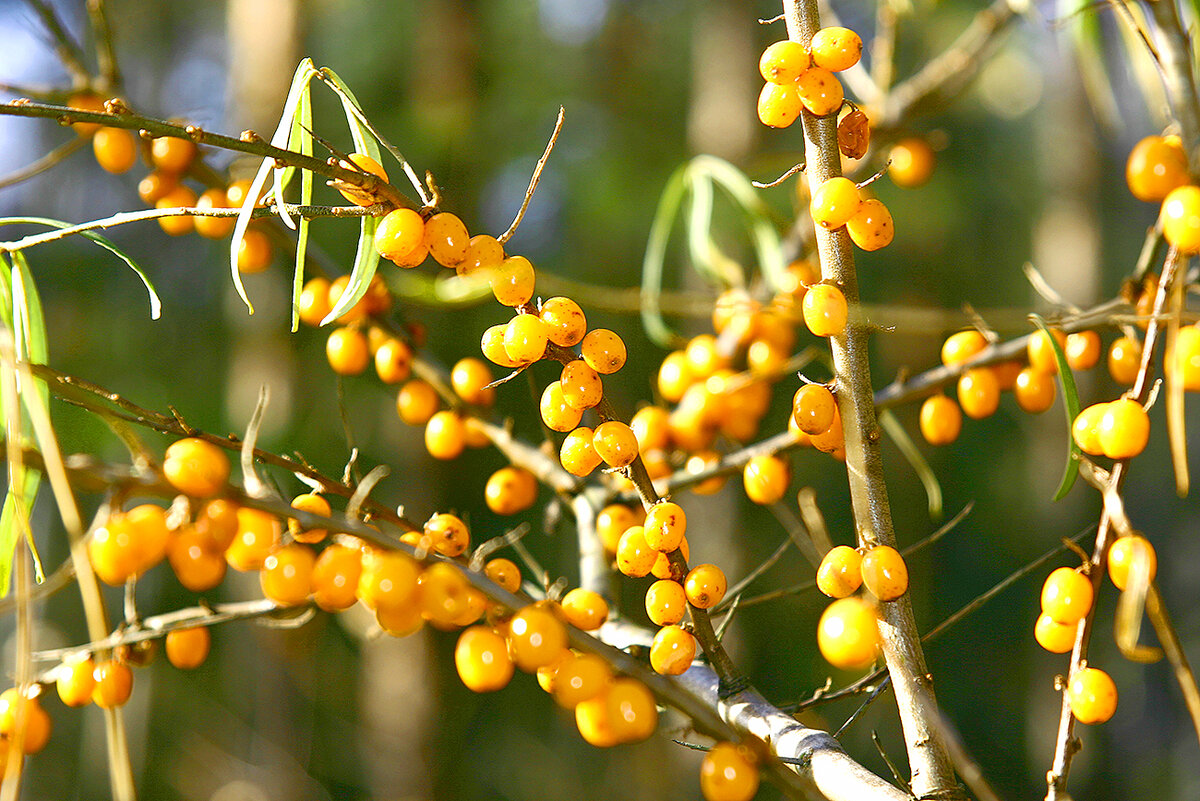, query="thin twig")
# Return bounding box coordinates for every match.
[0,136,86,189]
[26,0,91,88]
[500,106,564,244]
